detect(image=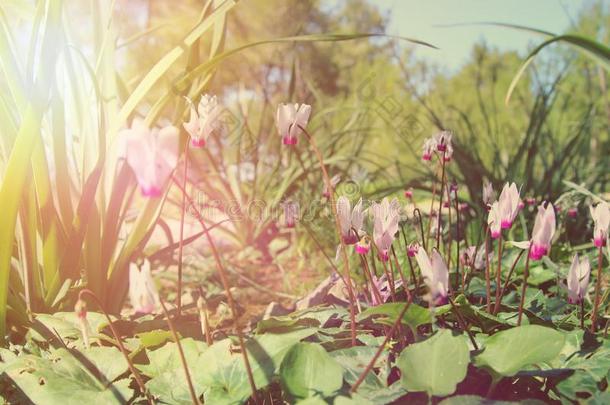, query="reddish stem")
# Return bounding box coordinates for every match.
[300,126,358,346]
[591,245,605,333]
[171,177,259,403]
[177,144,189,316]
[159,298,200,405]
[351,299,411,393]
[517,243,533,326]
[78,289,153,405]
